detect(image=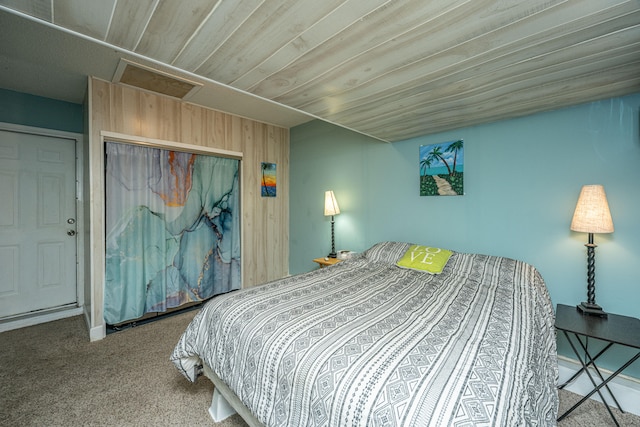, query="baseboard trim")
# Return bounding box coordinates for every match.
[89,324,106,341]
[0,305,83,333]
[558,355,640,416]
